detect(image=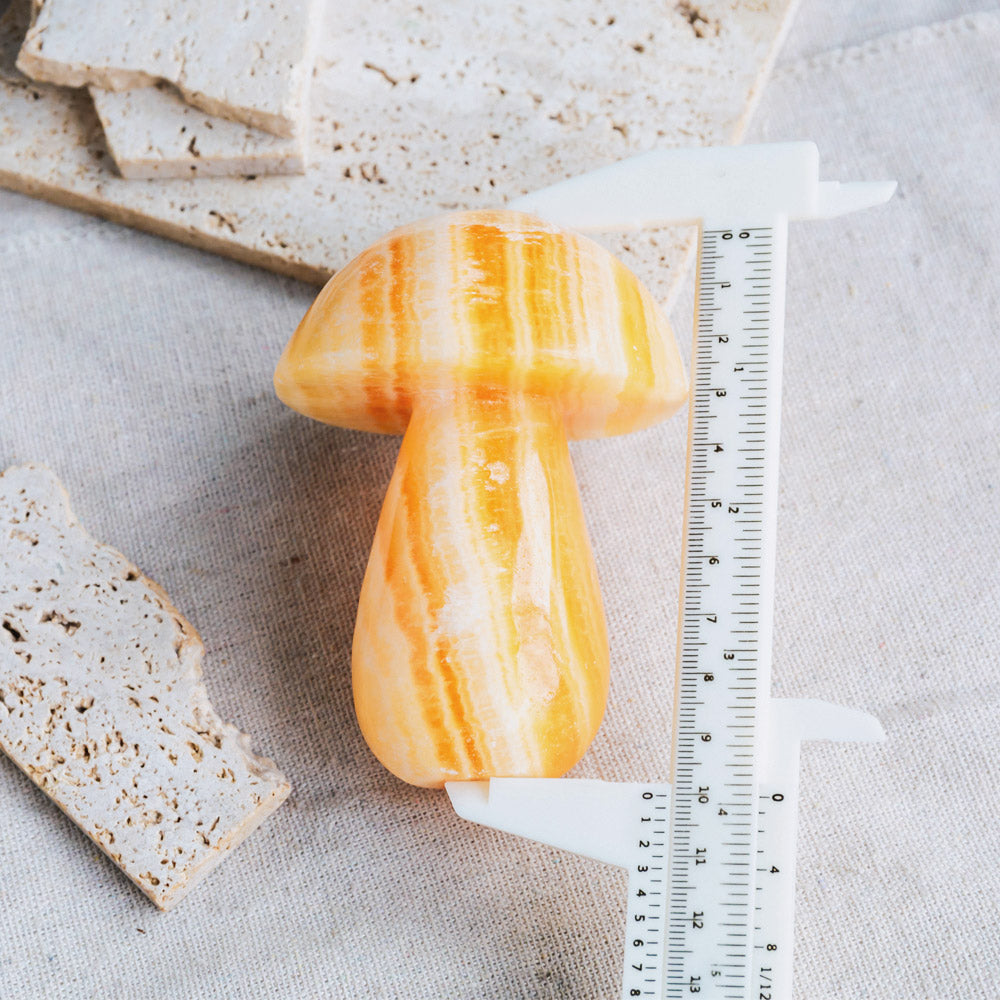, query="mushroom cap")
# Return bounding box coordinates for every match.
[274,210,686,439]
